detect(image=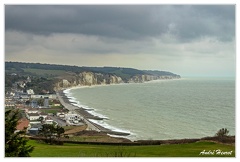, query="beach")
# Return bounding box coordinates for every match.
[56,90,130,137]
